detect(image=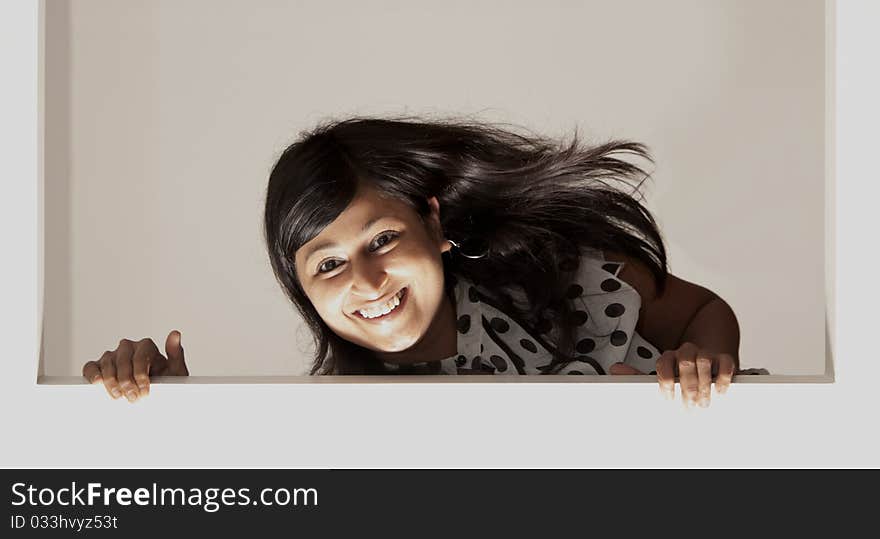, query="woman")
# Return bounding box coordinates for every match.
[82,116,745,408]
